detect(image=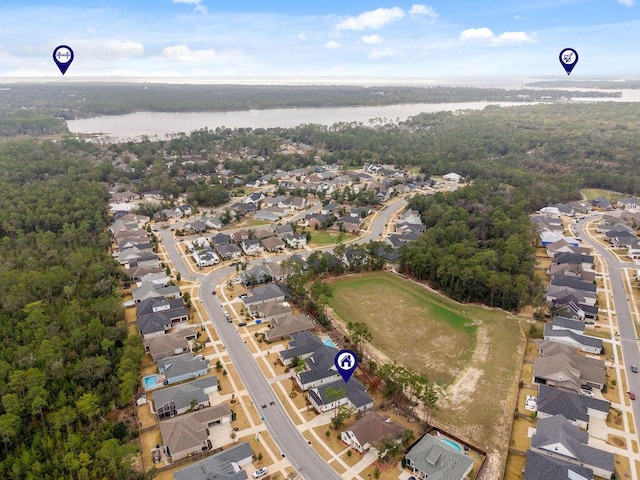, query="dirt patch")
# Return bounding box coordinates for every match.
[442,326,489,408]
